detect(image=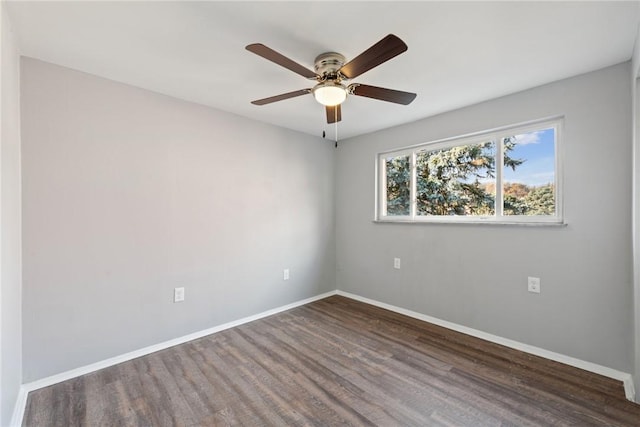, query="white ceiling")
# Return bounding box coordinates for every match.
[5,1,640,140]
